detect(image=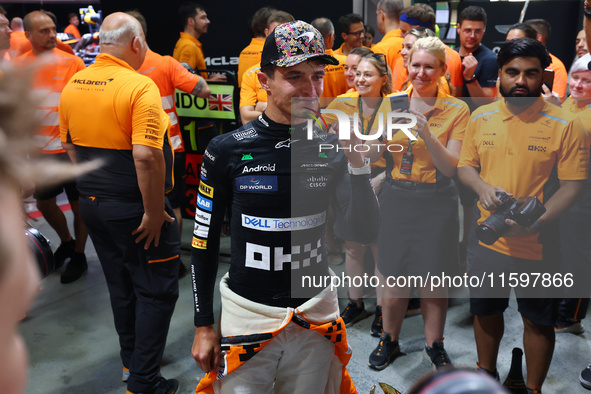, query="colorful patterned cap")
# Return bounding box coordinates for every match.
[261,20,339,67]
